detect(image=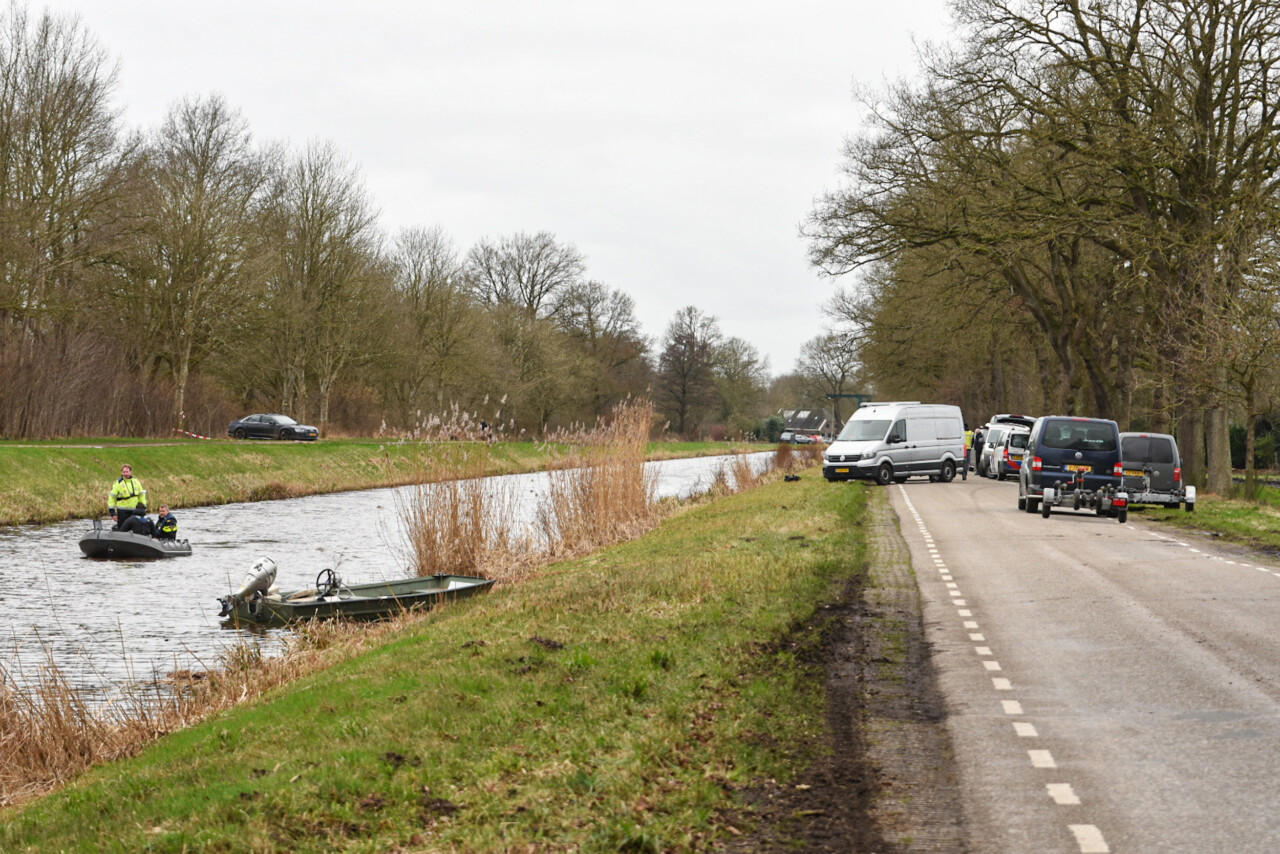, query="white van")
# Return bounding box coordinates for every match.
[822,402,965,485]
